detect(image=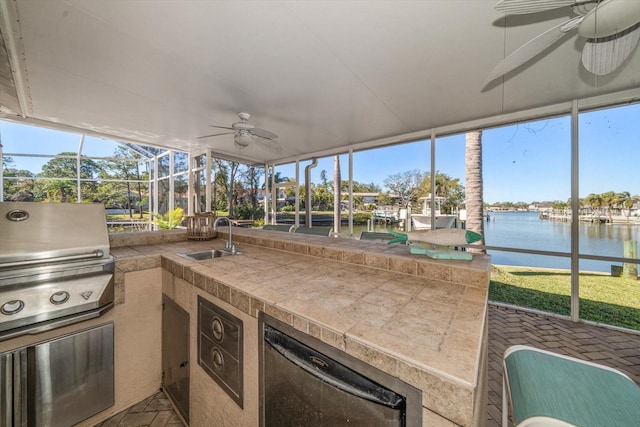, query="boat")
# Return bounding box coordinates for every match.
[410,195,457,230]
[372,207,399,224]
